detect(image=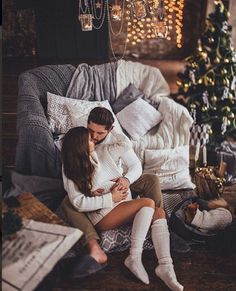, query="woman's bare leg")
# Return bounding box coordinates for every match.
[97,198,155,285]
[96,198,155,231]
